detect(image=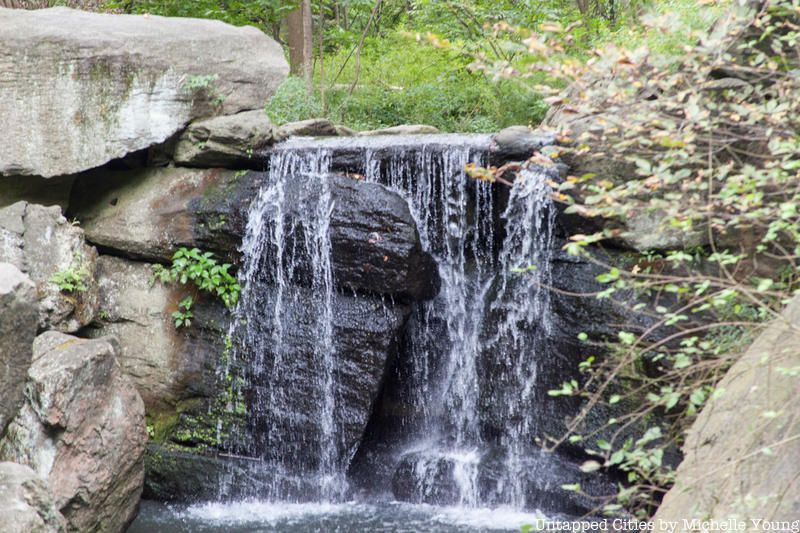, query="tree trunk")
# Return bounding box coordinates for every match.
[287,0,313,91]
